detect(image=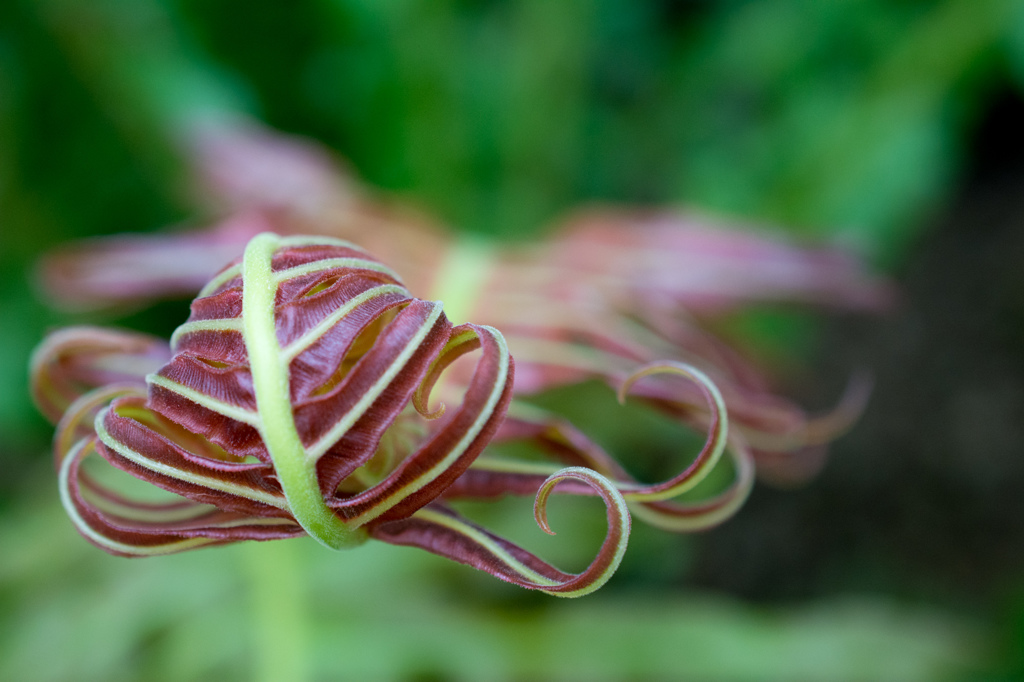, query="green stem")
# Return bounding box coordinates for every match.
[243,540,310,682]
[242,232,364,549]
[429,237,493,325]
